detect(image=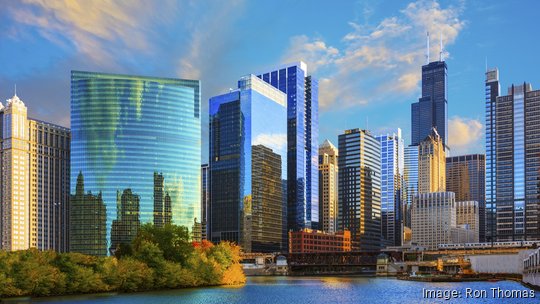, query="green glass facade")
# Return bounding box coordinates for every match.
[70,71,201,255]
